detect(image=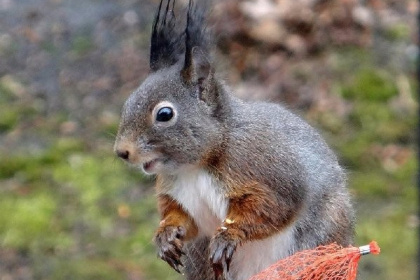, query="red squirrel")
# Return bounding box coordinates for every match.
[114,1,354,279]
